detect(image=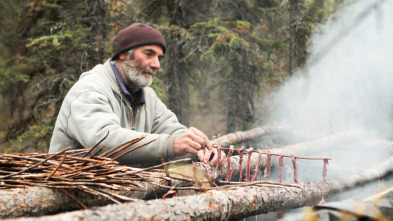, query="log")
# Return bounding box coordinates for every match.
[8,156,393,221]
[0,181,164,218]
[0,187,142,218]
[211,125,287,147]
[268,129,364,156]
